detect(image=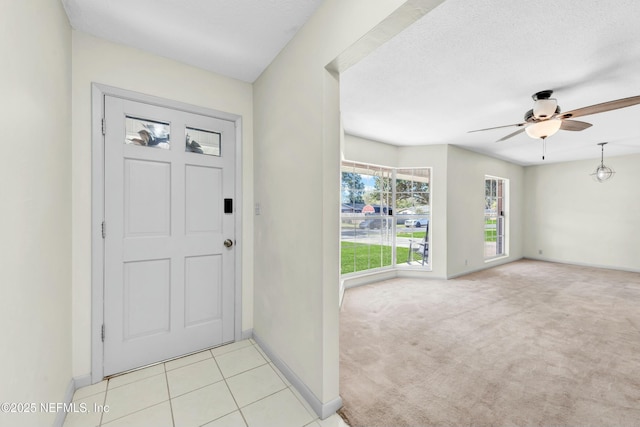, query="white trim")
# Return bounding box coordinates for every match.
[90,84,105,384]
[73,374,92,390]
[447,257,522,279]
[484,254,509,264]
[396,269,446,280]
[524,256,640,274]
[53,379,76,427]
[234,118,244,343]
[253,333,343,420]
[342,269,398,290]
[91,83,243,383]
[241,328,254,341]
